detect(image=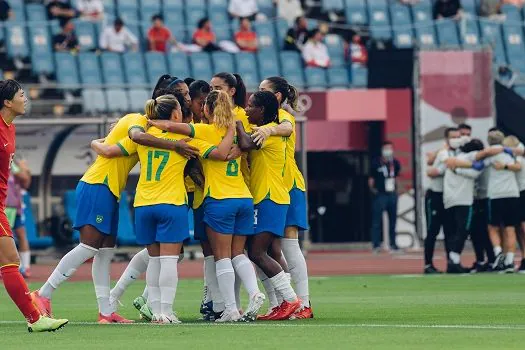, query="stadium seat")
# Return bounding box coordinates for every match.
[214,25,232,42]
[461,0,477,15]
[184,6,207,29]
[102,0,116,16]
[460,18,481,49]
[324,34,345,67]
[305,67,327,89]
[50,20,62,36]
[235,52,259,90]
[514,85,525,98]
[211,51,235,74]
[165,21,187,44]
[28,24,52,56]
[128,88,150,111]
[344,0,367,25]
[414,24,437,49]
[209,0,228,10]
[210,10,230,27]
[501,4,522,23]
[32,52,55,75]
[257,49,280,79]
[26,4,47,22]
[23,194,54,249]
[389,3,411,26]
[480,20,506,64]
[140,0,161,13]
[322,0,345,11]
[101,52,125,85]
[141,8,161,22]
[436,19,460,48]
[117,192,138,246]
[164,0,184,16]
[411,0,433,23]
[351,64,368,87]
[393,28,413,48]
[63,190,80,242]
[189,52,213,81]
[5,24,29,58]
[389,0,413,46]
[254,21,277,50]
[281,69,305,90]
[145,52,168,85]
[368,0,392,40]
[106,88,130,112]
[503,24,525,71]
[327,67,350,88]
[238,69,260,91]
[78,52,103,86]
[123,52,147,85]
[275,17,289,44]
[280,51,303,75]
[55,52,80,86]
[74,20,97,51]
[168,52,190,78]
[118,8,139,24]
[7,1,25,22]
[82,89,107,114]
[257,0,276,18]
[117,0,138,10]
